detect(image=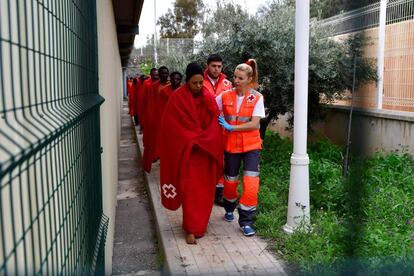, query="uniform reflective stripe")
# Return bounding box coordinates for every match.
[225,115,237,122]
[239,203,257,211]
[222,89,263,153]
[225,115,251,122]
[224,175,238,182]
[243,170,260,177]
[237,116,251,122]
